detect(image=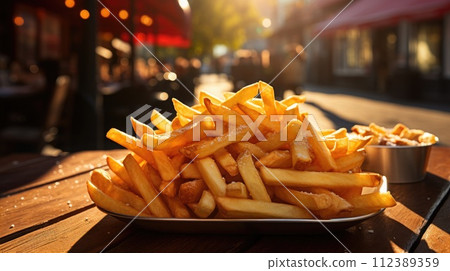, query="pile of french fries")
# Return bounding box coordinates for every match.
[352,123,439,146]
[87,81,396,220]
